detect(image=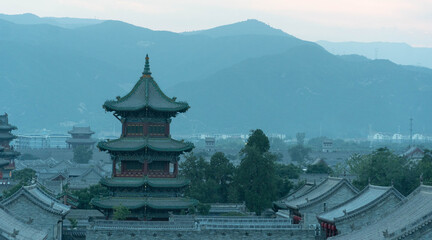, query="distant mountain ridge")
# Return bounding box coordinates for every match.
[0,13,104,28]
[317,41,432,69]
[0,13,431,138]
